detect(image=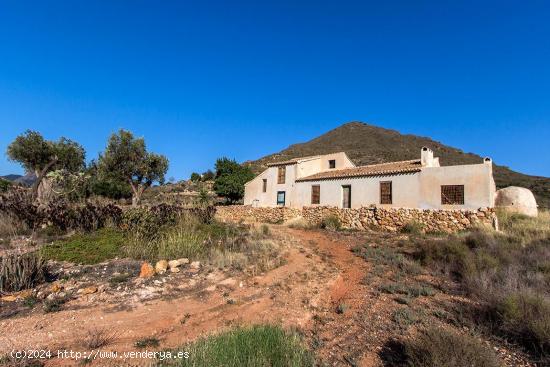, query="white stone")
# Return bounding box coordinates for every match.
[168,260,180,269]
[155,260,168,274]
